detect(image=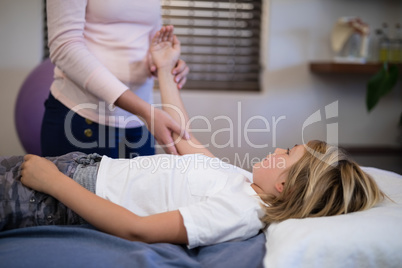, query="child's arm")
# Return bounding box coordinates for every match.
[21,155,188,244]
[151,26,214,157]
